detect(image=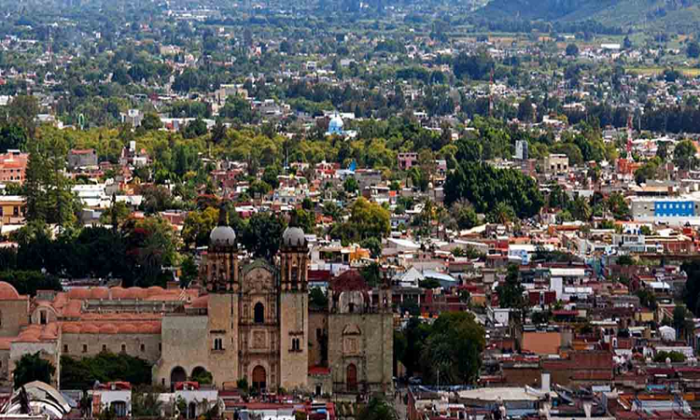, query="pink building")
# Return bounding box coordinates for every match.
[0,150,28,184]
[397,152,418,170]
